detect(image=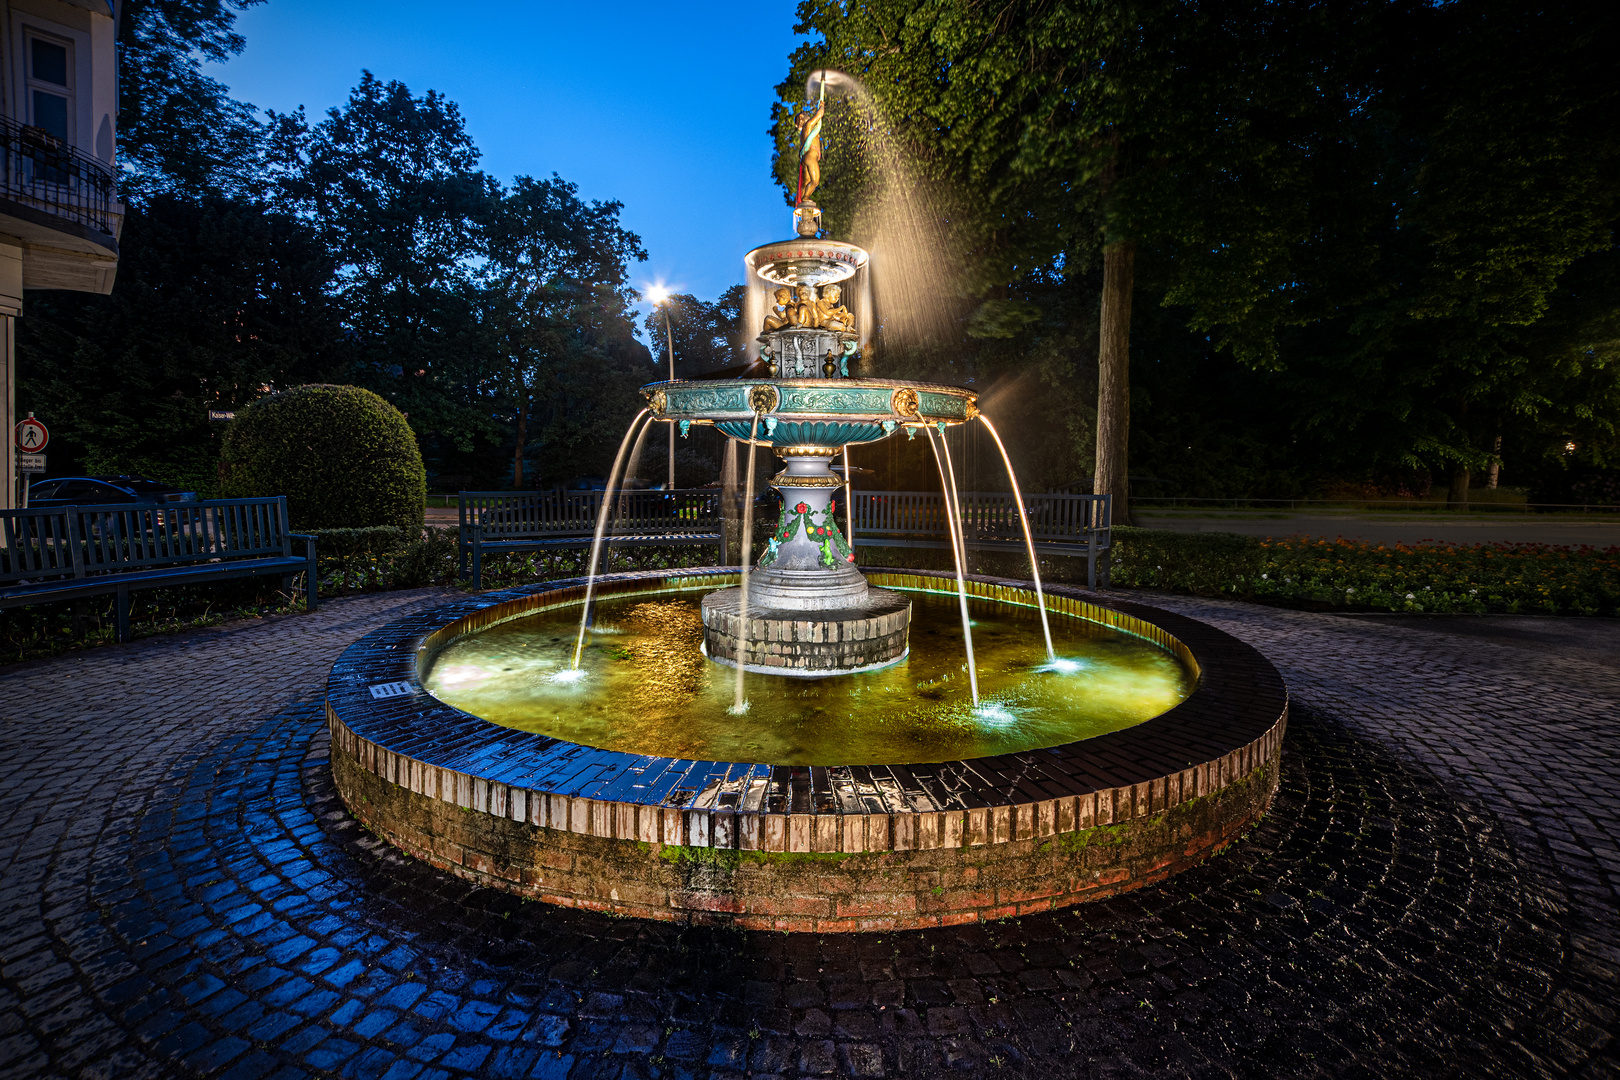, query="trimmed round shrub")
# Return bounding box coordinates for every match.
[219,384,425,533]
